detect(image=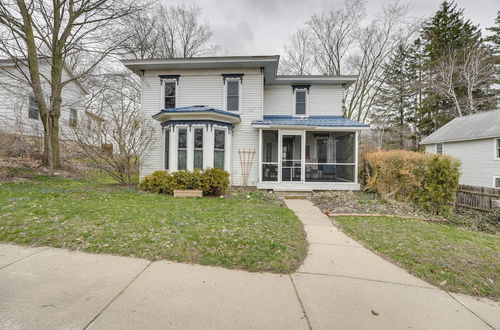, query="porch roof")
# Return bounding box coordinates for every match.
[252,115,369,129]
[152,105,241,124]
